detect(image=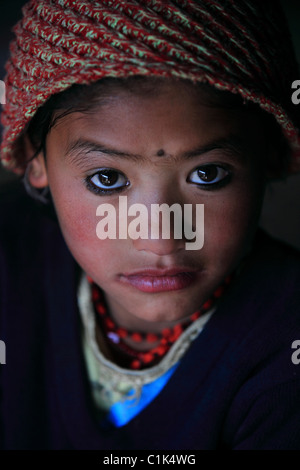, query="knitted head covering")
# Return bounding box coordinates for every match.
[1,0,300,174]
